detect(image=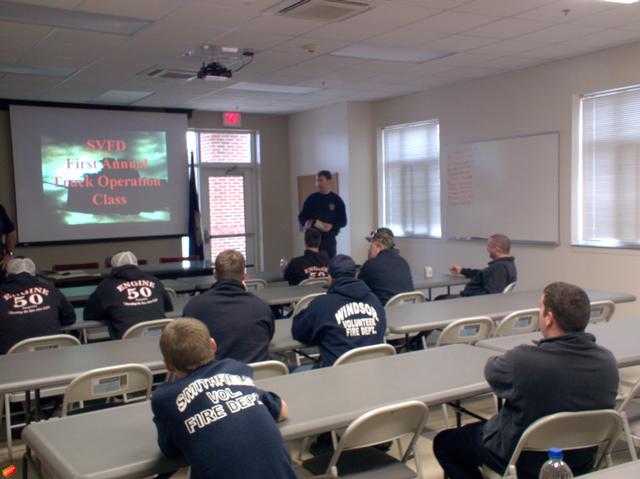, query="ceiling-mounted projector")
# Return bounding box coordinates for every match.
[197,61,232,80]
